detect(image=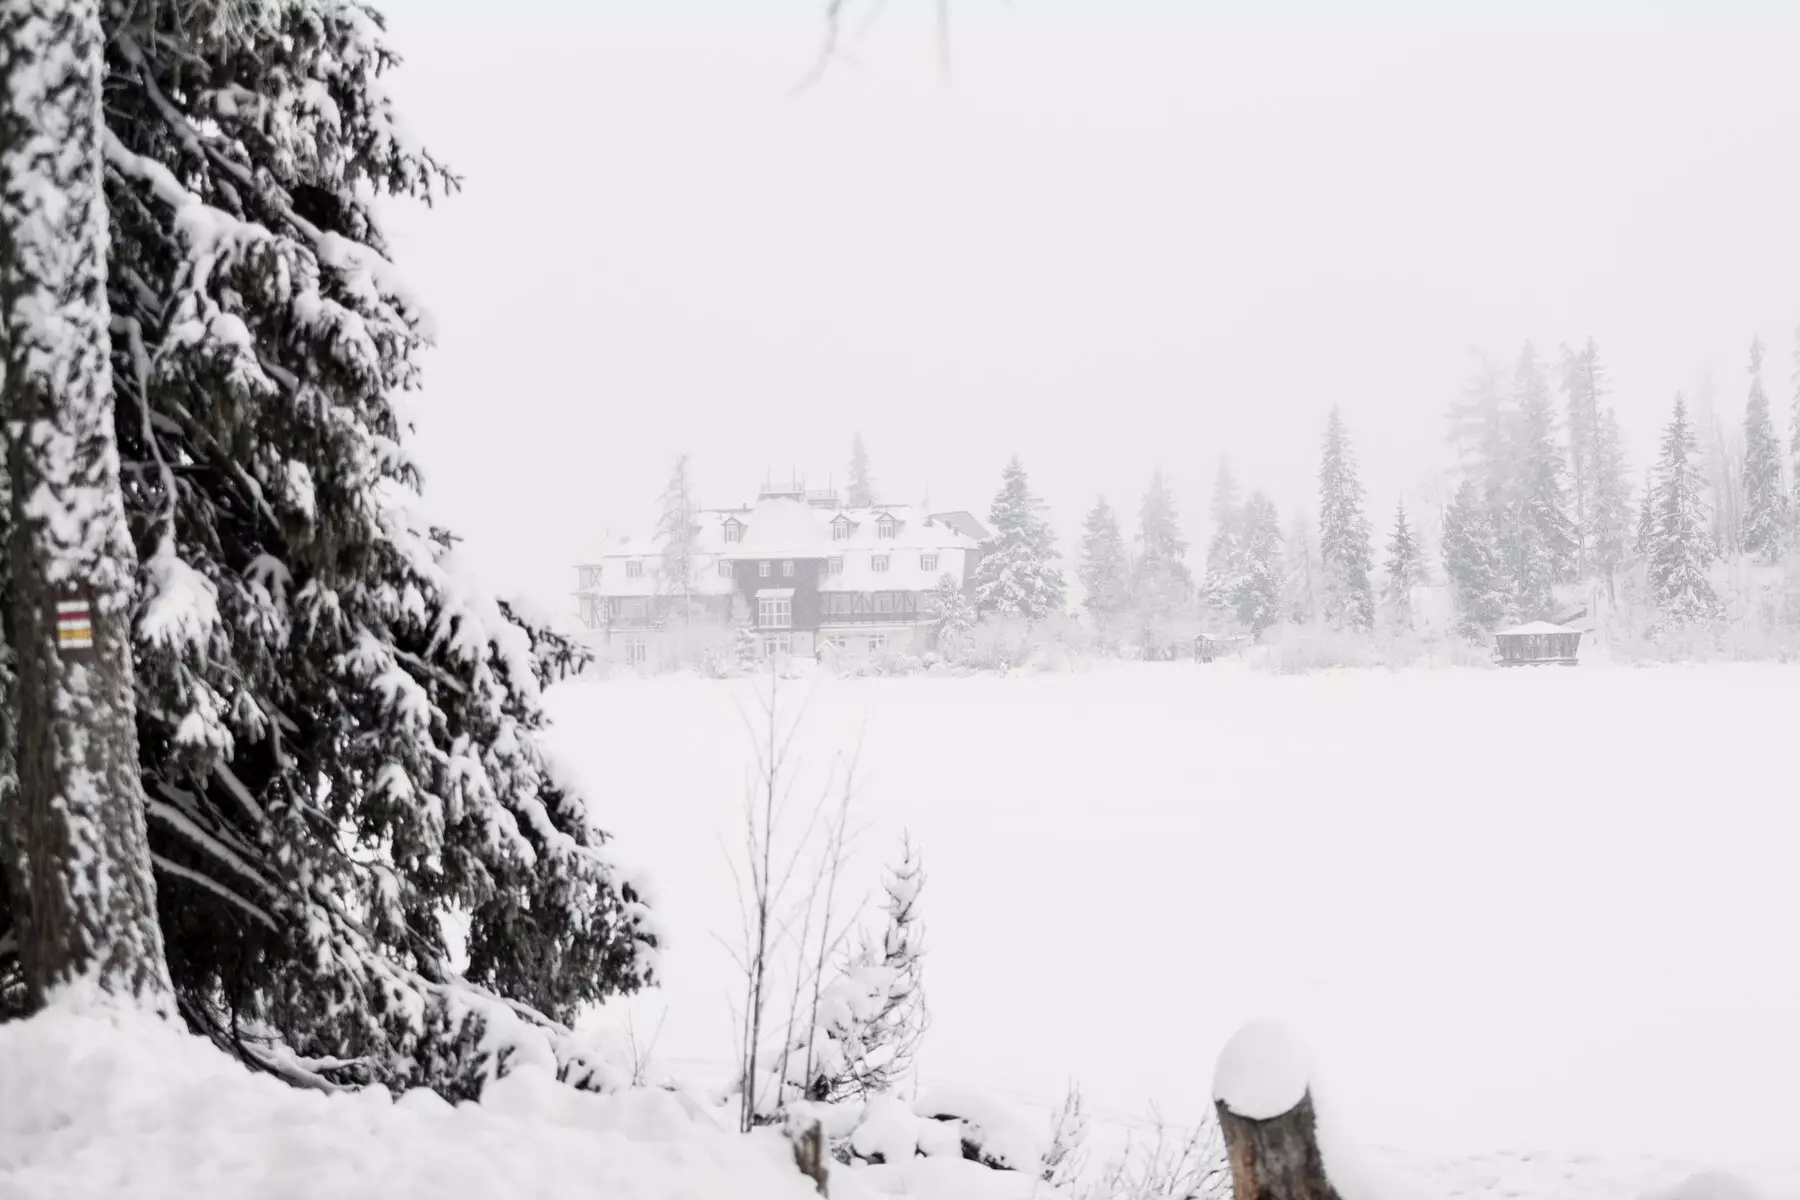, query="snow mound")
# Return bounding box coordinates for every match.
[1213,1019,1313,1119]
[913,1084,1048,1171]
[852,1094,920,1164]
[1645,1171,1764,1200]
[0,996,822,1200]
